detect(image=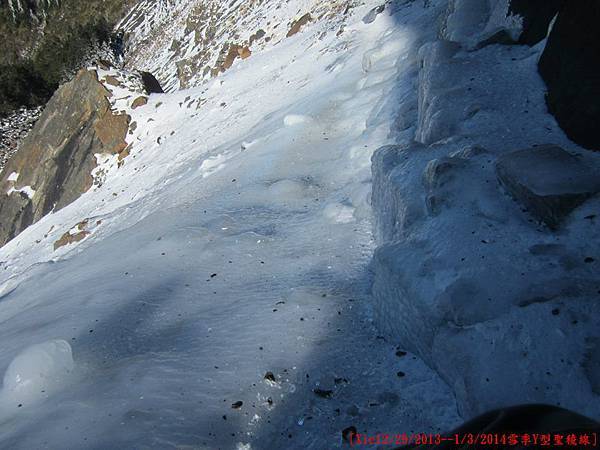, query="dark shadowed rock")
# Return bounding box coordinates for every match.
[538,1,600,151]
[509,0,562,46]
[496,145,600,229]
[0,68,130,246]
[140,71,164,94]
